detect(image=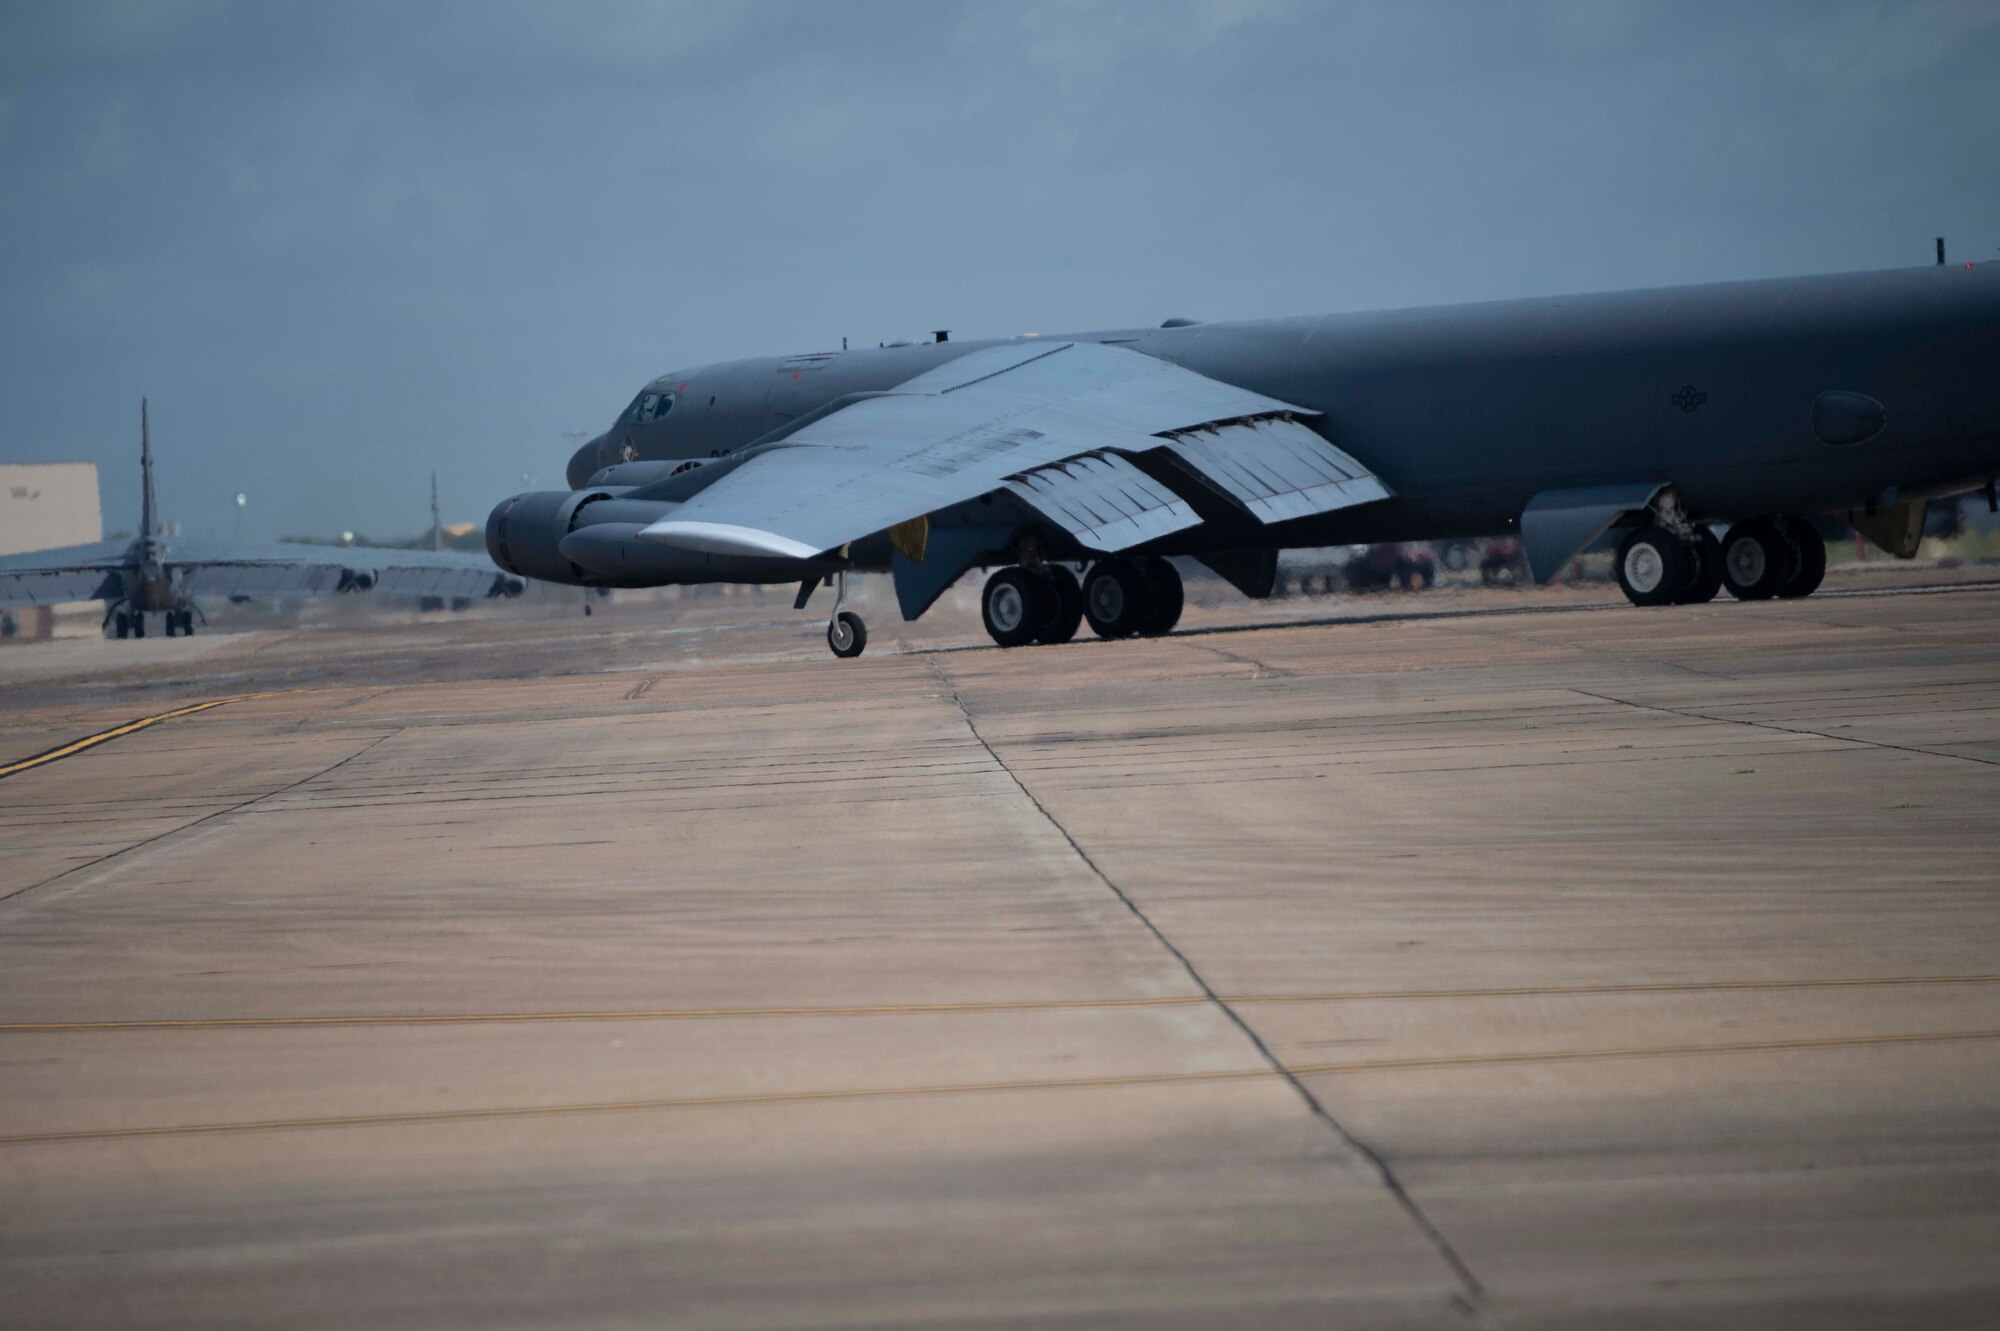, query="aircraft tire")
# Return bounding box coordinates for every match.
[163,613,177,638]
[114,612,130,640]
[1136,557,1184,635]
[1720,518,1793,600]
[1775,517,1826,598]
[828,610,867,658]
[1034,567,1084,644]
[982,568,1043,648]
[132,613,146,639]
[1675,530,1723,604]
[1083,559,1150,639]
[1616,526,1689,606]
